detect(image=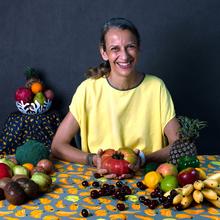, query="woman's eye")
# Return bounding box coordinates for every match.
[110,47,119,51]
